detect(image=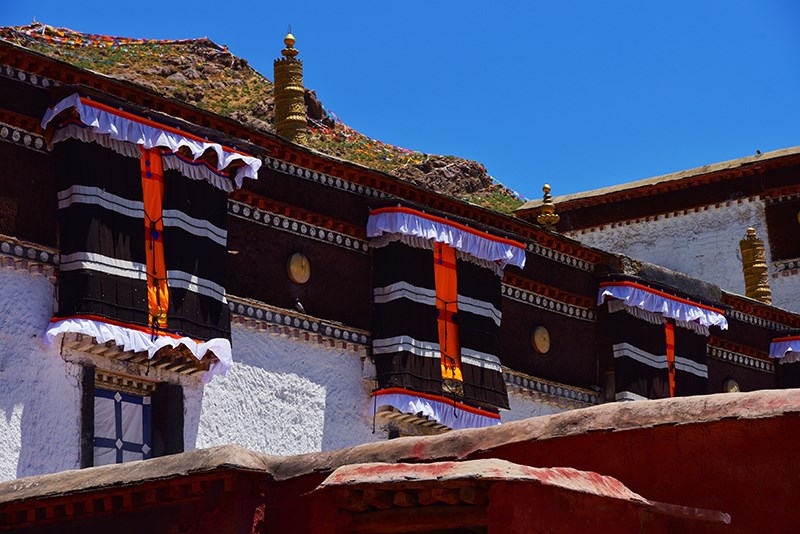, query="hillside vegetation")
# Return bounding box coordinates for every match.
[1,23,524,213]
